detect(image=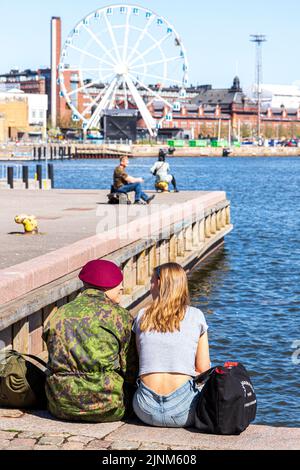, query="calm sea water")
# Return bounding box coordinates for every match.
[22,157,300,427]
